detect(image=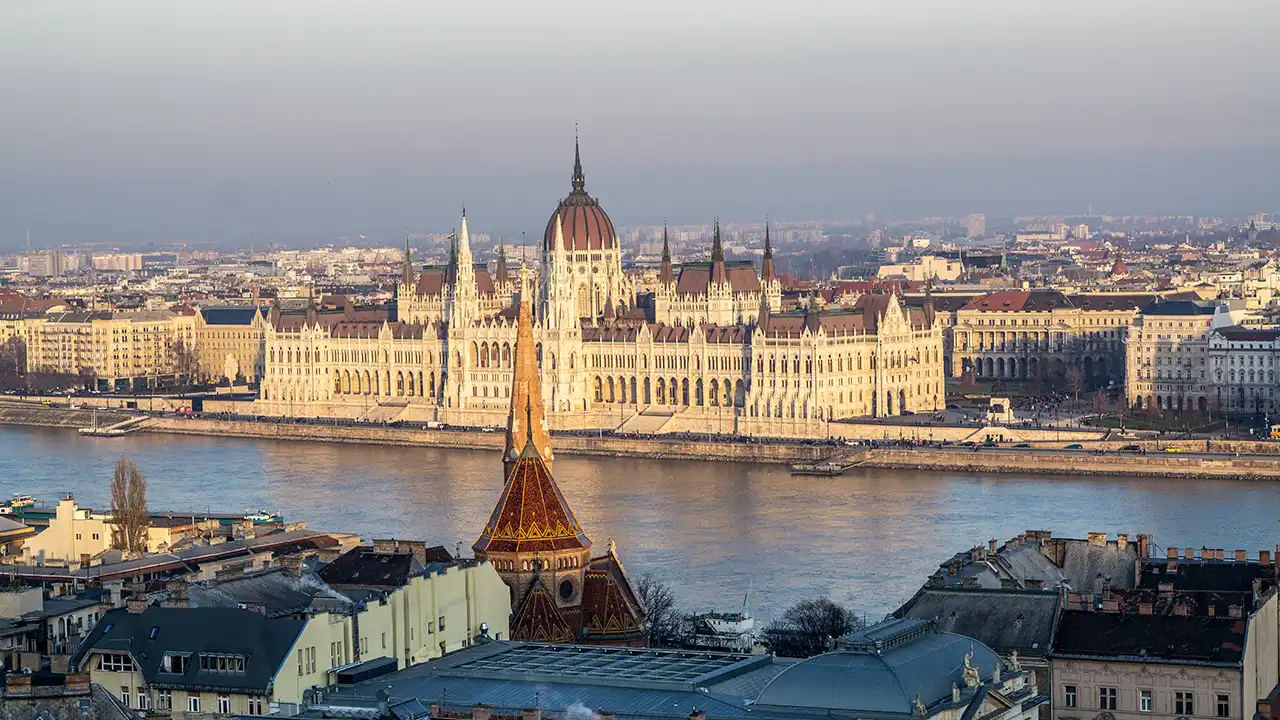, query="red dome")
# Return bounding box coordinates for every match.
[544,141,616,252]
